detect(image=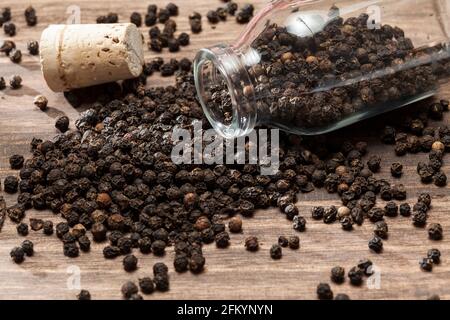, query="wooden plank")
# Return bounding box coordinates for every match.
[0,0,449,300]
